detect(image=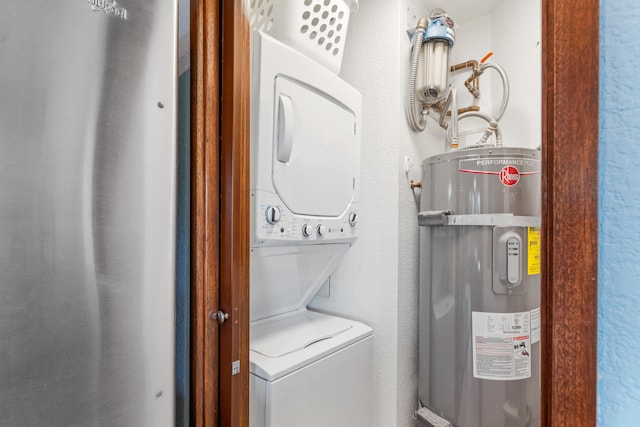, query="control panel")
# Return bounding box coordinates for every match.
[251,189,359,246]
[506,237,520,284]
[493,227,526,295]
